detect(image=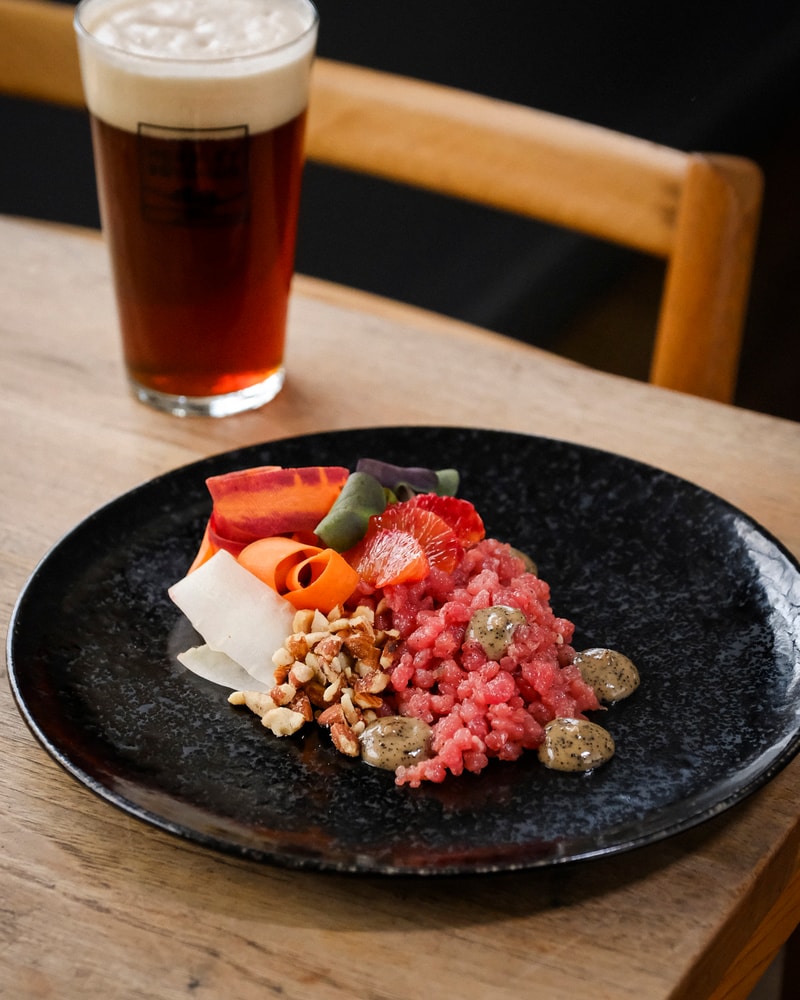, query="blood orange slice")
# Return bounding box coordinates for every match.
[404,494,485,545]
[347,529,429,588]
[346,502,464,587]
[374,504,463,572]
